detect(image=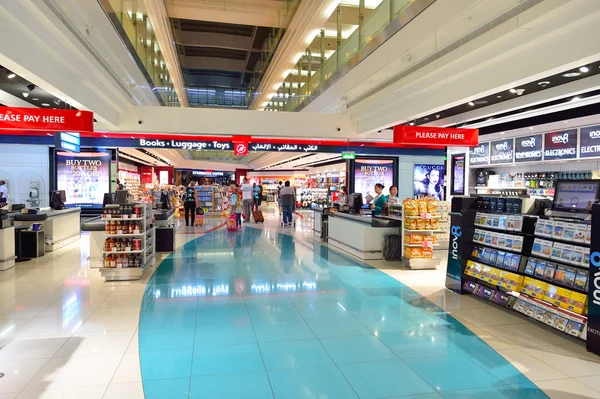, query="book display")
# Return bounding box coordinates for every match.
[448,191,593,340]
[118,170,141,201]
[100,203,155,281]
